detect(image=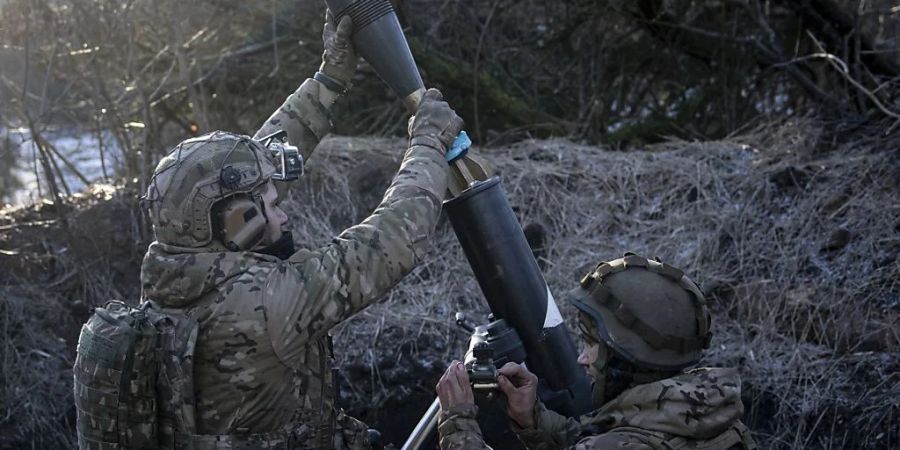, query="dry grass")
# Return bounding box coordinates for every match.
[1,121,897,448]
[290,121,898,448]
[0,186,145,448]
[0,286,79,448]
